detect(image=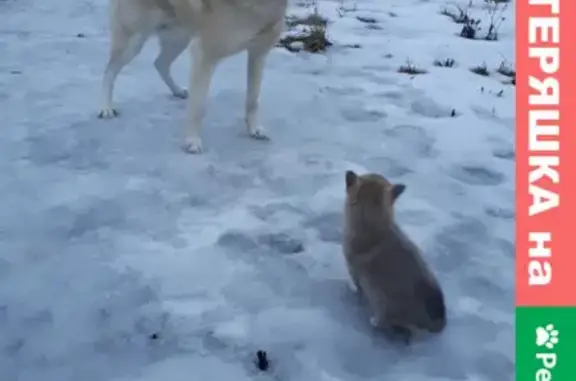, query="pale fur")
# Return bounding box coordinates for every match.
[343,171,446,341]
[99,0,288,153]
